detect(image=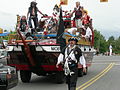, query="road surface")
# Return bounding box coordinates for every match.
[1,56,120,90]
